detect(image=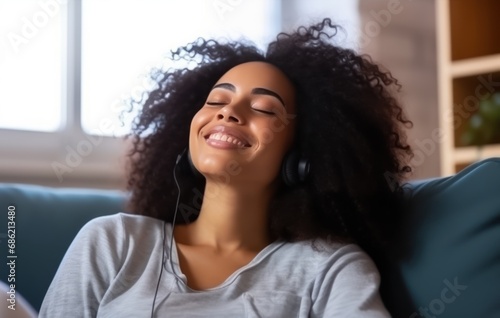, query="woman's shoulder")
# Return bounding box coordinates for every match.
[84,212,164,230]
[282,238,364,257]
[78,212,165,243]
[278,239,377,274]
